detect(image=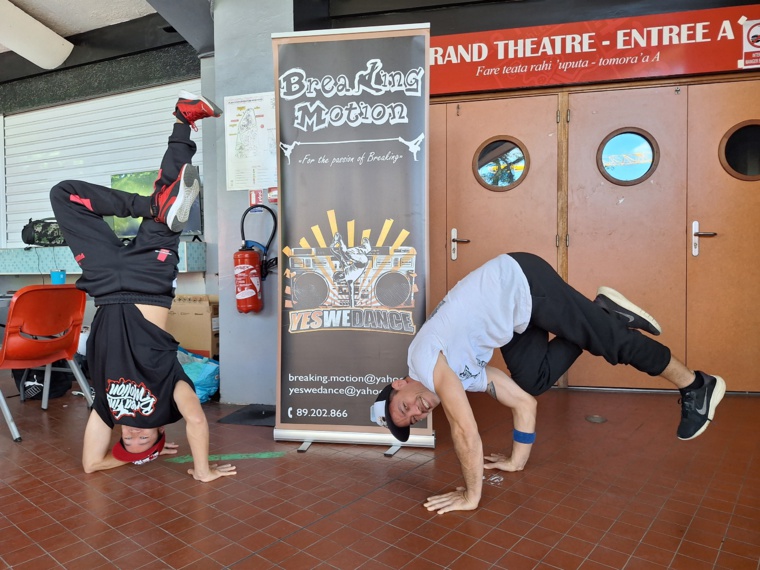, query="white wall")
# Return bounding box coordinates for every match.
[209,1,294,404]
